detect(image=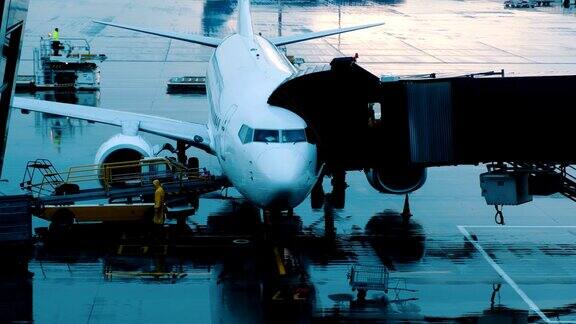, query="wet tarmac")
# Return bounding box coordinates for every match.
[3,0,576,322]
